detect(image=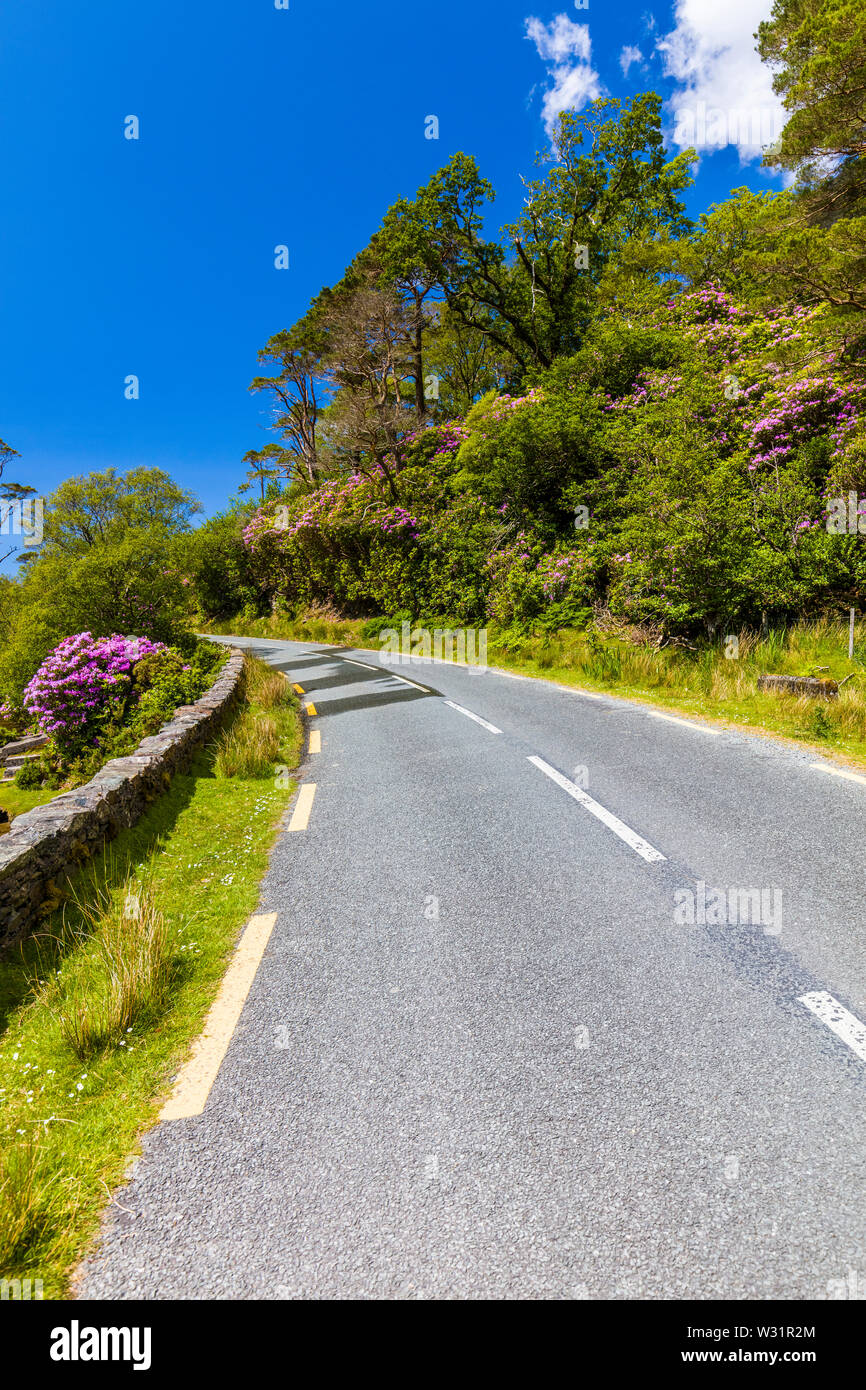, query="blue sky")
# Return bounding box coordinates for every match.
[0,0,786,558]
